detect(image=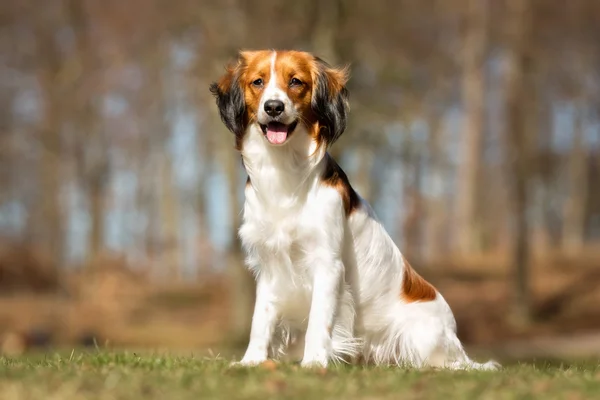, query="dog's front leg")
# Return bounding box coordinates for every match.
[237,278,278,366]
[301,259,343,368]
